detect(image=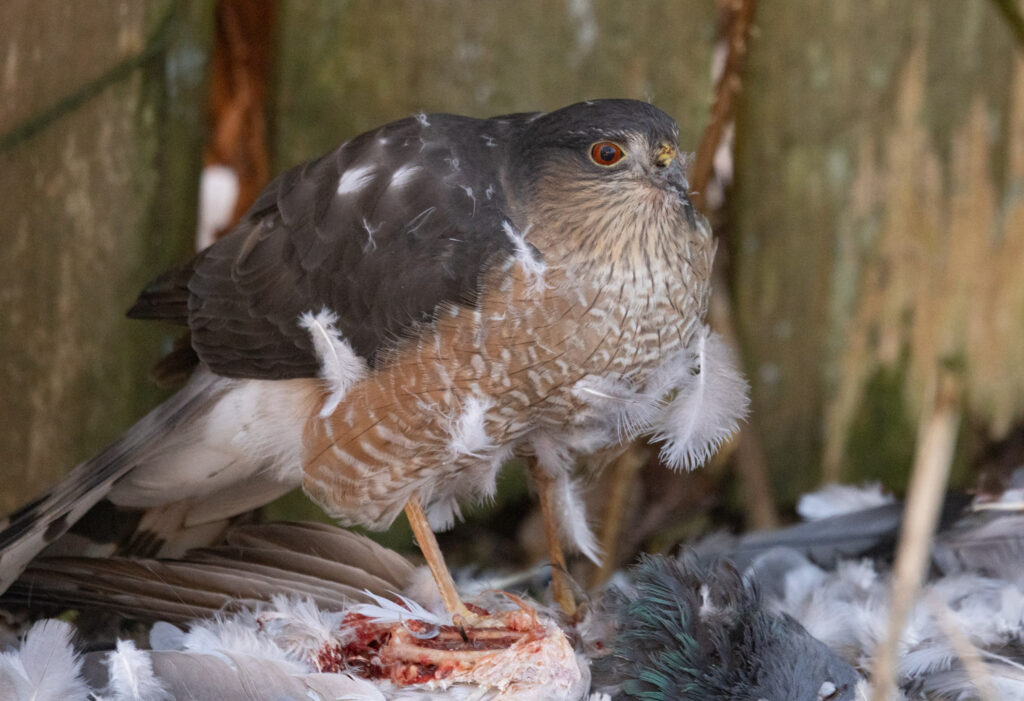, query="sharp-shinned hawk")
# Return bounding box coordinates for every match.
[0,99,748,619]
